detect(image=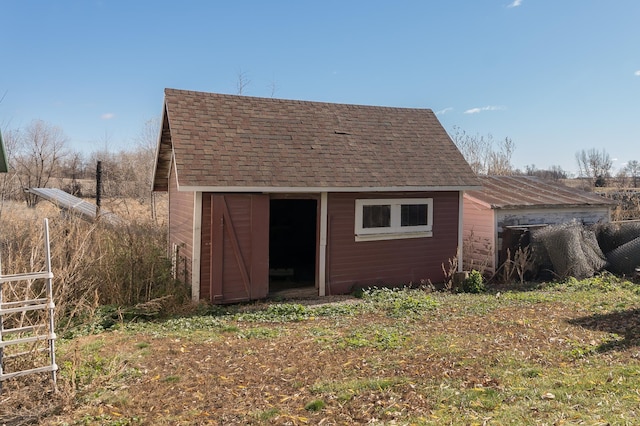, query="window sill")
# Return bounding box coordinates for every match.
[355,230,433,242]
